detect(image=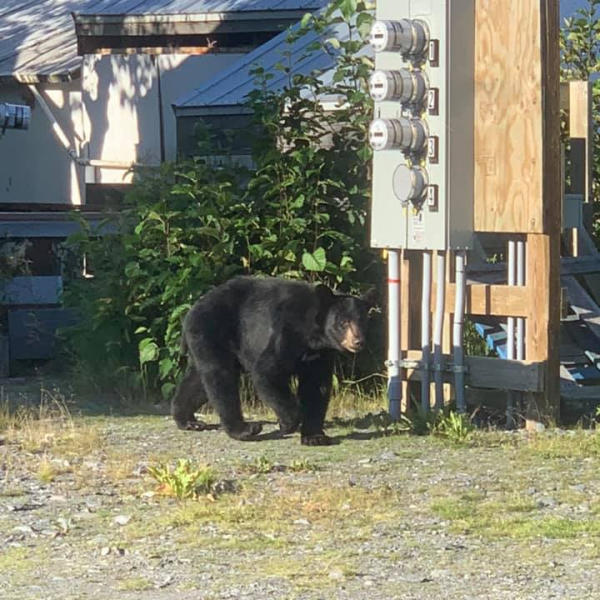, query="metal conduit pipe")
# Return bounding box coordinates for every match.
[507,240,516,360]
[453,250,467,413]
[387,250,402,420]
[506,240,517,427]
[421,251,432,412]
[516,240,525,360]
[433,252,446,411]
